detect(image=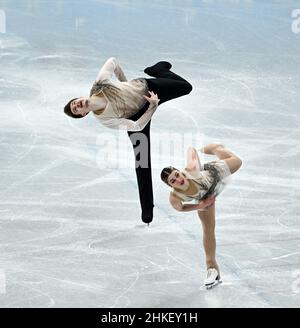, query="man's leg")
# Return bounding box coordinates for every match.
[146,78,192,105]
[144,62,192,105]
[144,61,189,81]
[127,62,193,224]
[127,120,154,224]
